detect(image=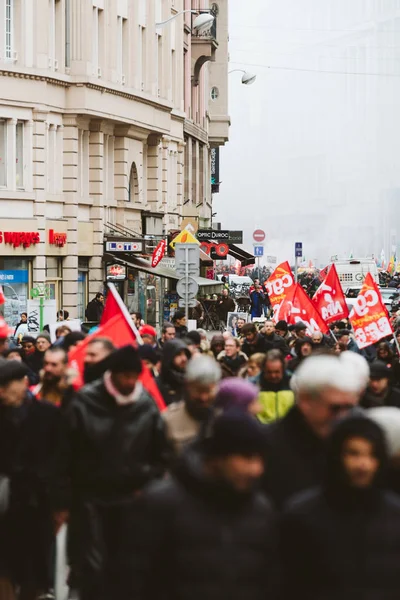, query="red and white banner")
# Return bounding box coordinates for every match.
[312,264,349,324]
[151,239,166,268]
[280,283,329,335]
[349,273,393,349]
[265,261,296,322]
